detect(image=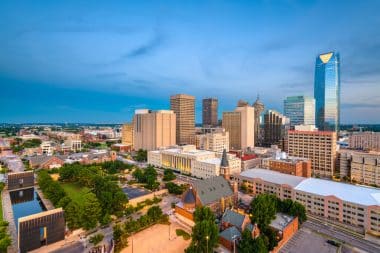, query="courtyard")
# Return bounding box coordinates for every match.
[121,223,191,253]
